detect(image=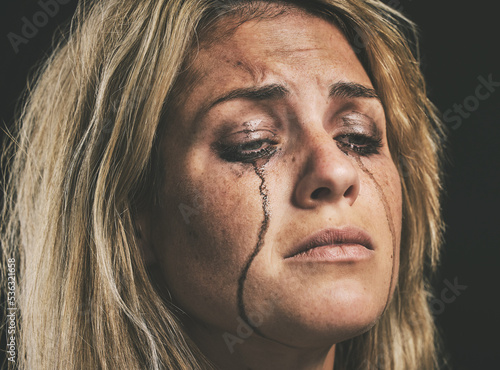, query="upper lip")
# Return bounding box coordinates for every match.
[285,226,375,258]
